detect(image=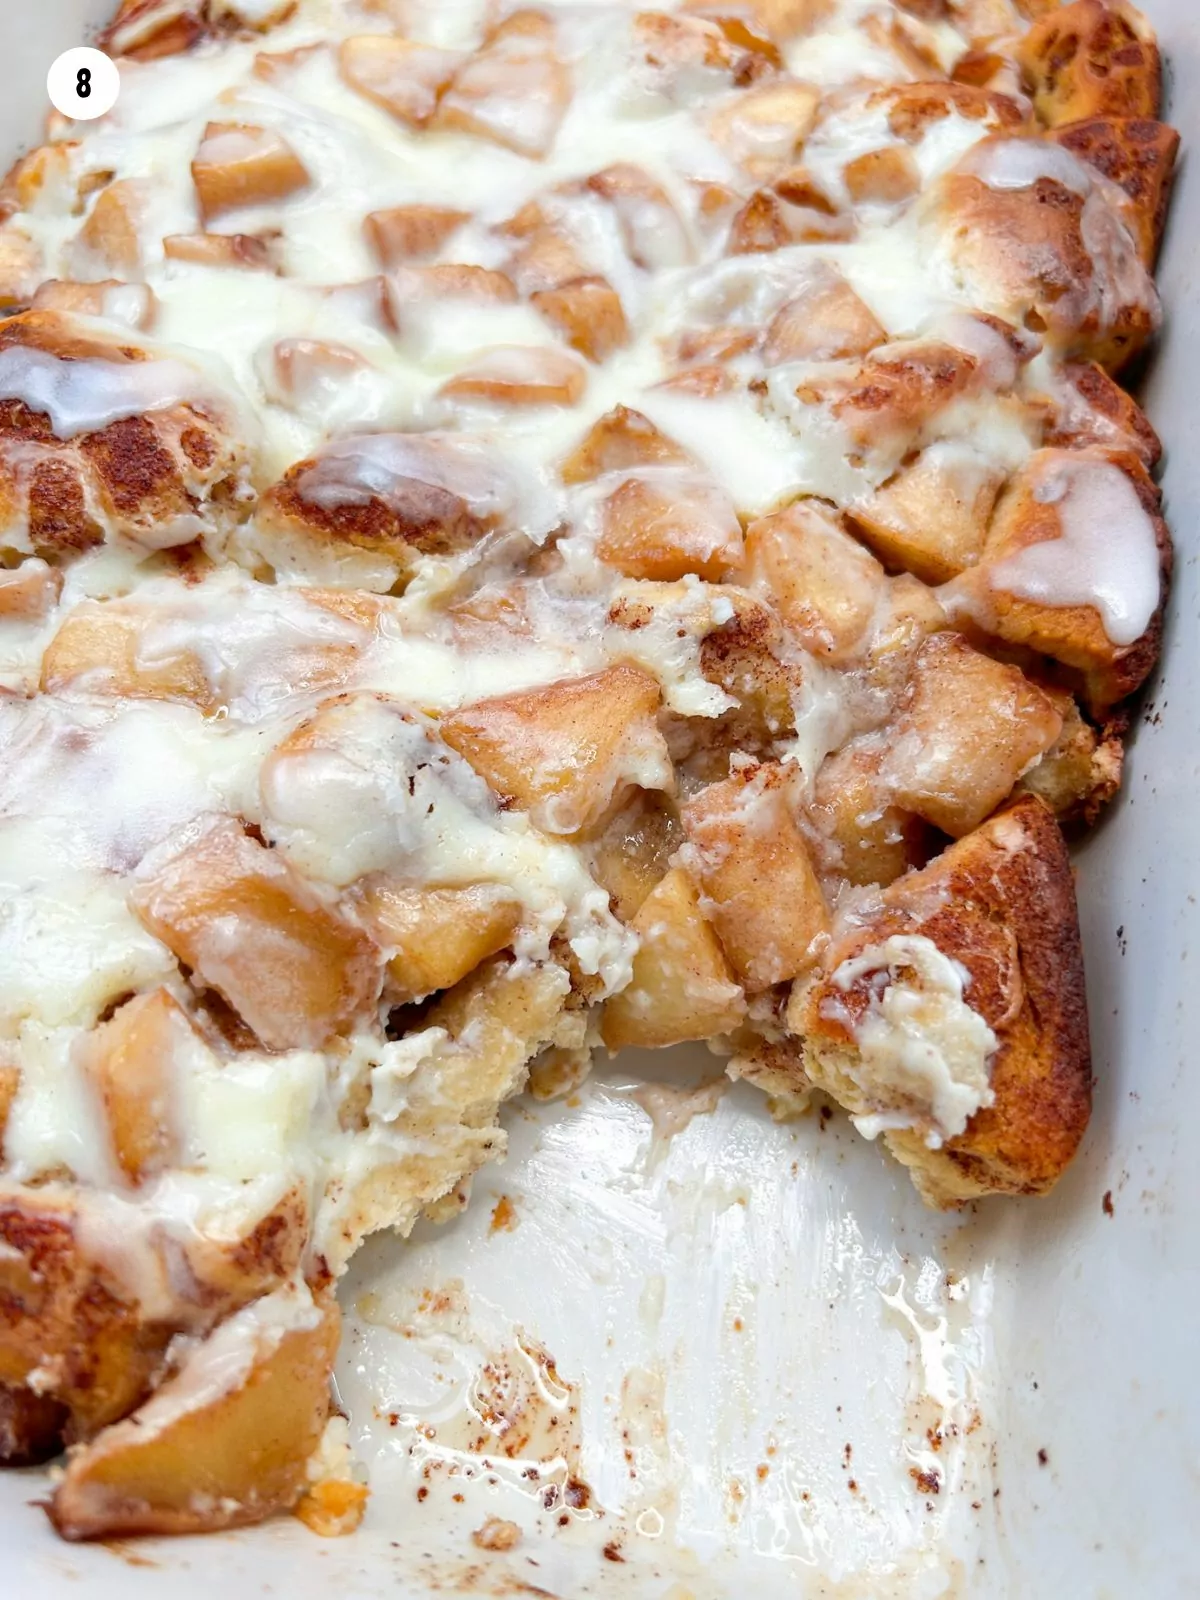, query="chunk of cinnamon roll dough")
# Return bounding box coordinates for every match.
[789,796,1091,1206]
[1053,116,1179,267]
[947,446,1171,715]
[0,1187,174,1447]
[1017,0,1161,127]
[252,432,555,591]
[928,135,1159,372]
[325,957,576,1272]
[0,312,247,562]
